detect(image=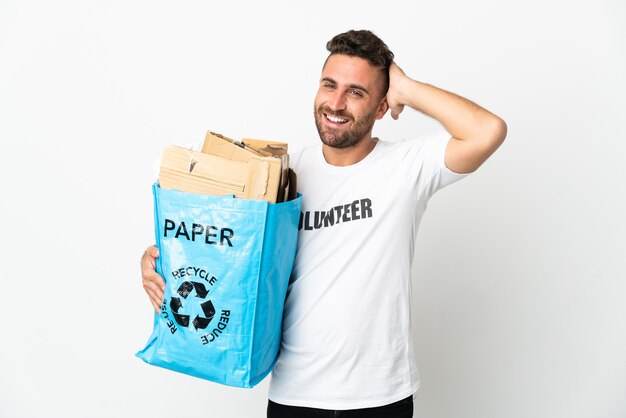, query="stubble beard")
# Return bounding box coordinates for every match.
[314,106,378,149]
